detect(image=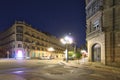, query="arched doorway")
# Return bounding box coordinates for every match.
[92,43,101,62]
